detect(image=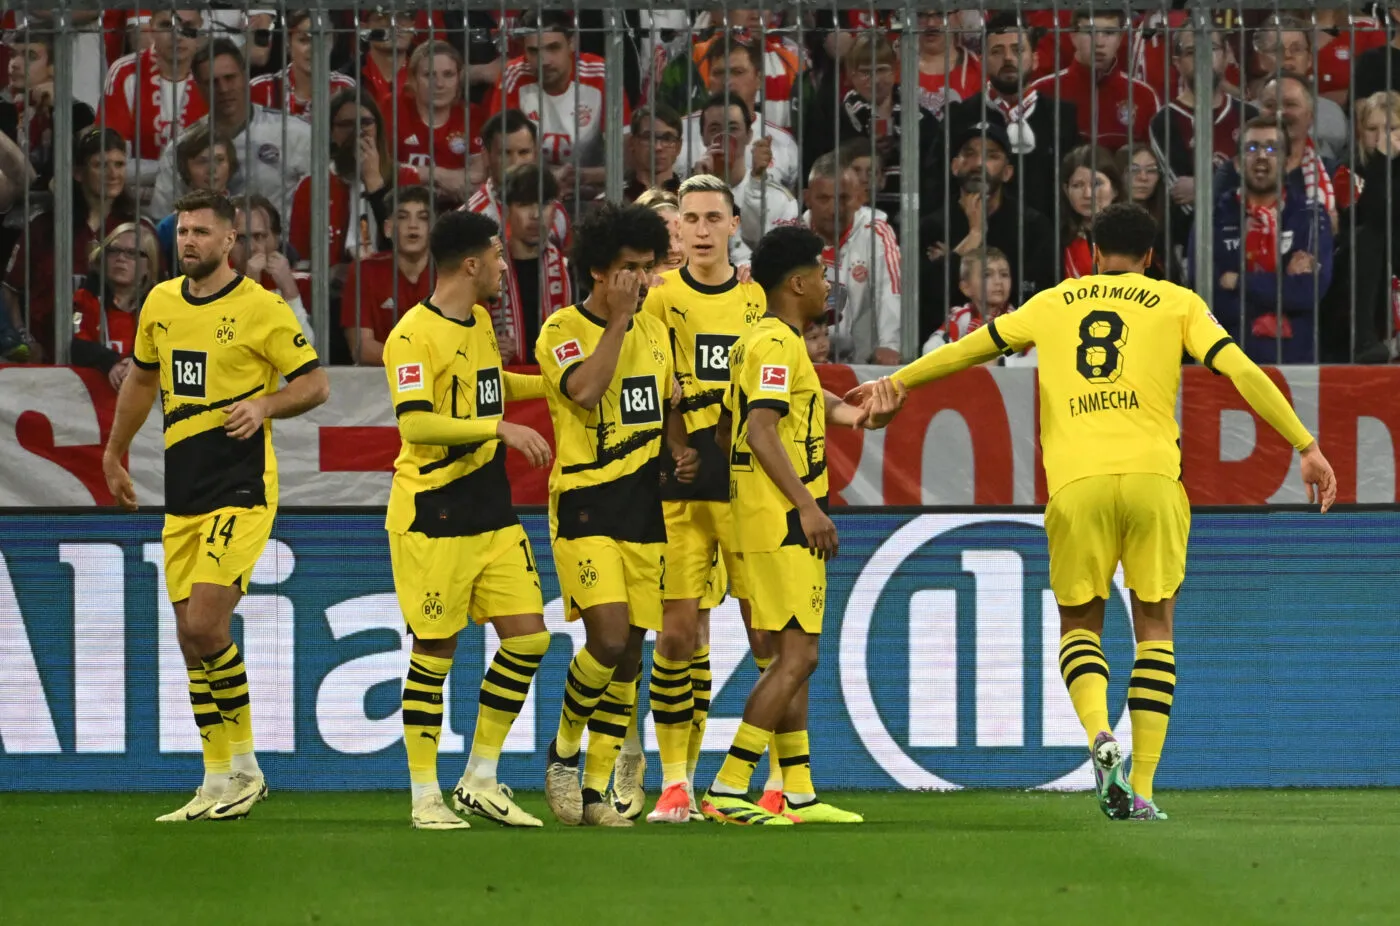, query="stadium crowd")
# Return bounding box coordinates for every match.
[0,4,1397,375]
